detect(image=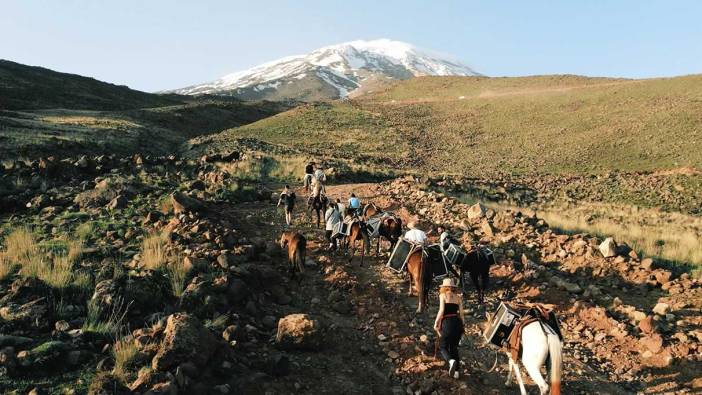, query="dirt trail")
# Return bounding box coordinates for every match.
[226,182,633,394]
